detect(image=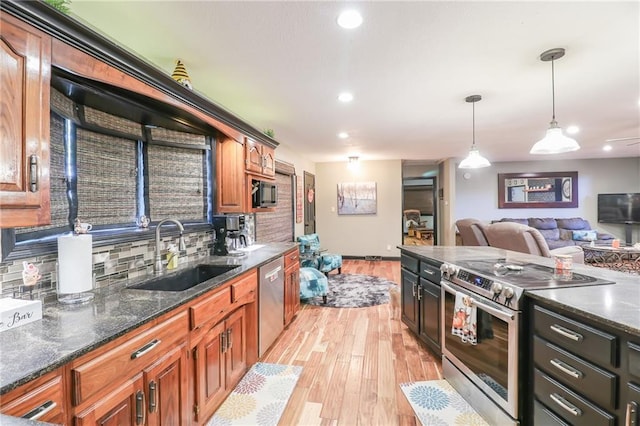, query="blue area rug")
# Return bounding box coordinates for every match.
[400,380,489,425]
[207,362,302,426]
